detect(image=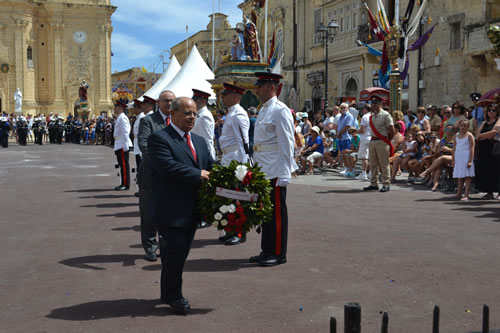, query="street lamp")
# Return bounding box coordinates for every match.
[316,20,339,109]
